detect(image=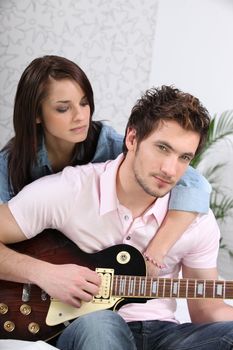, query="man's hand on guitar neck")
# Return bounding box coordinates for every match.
[37,262,101,307]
